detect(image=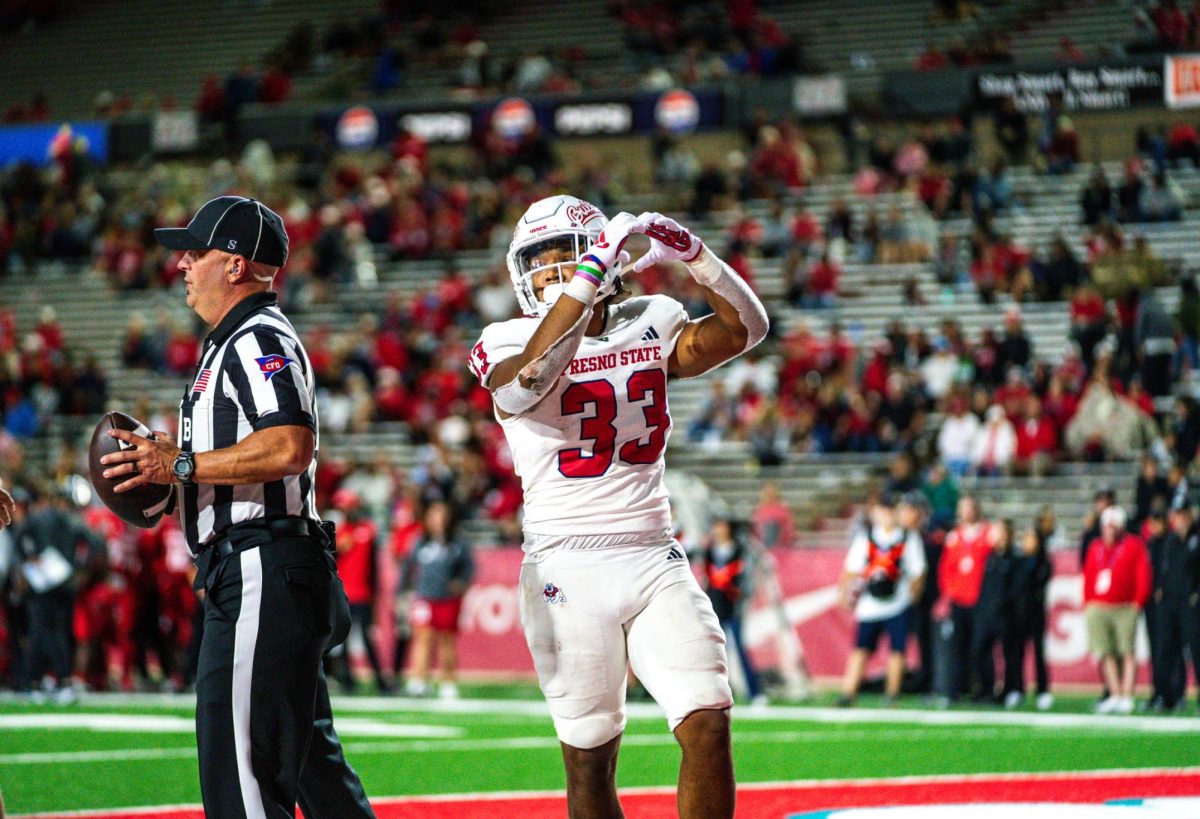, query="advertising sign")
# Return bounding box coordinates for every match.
[793,74,847,116]
[975,62,1163,112]
[372,548,1147,687]
[1165,54,1200,108]
[0,121,109,167]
